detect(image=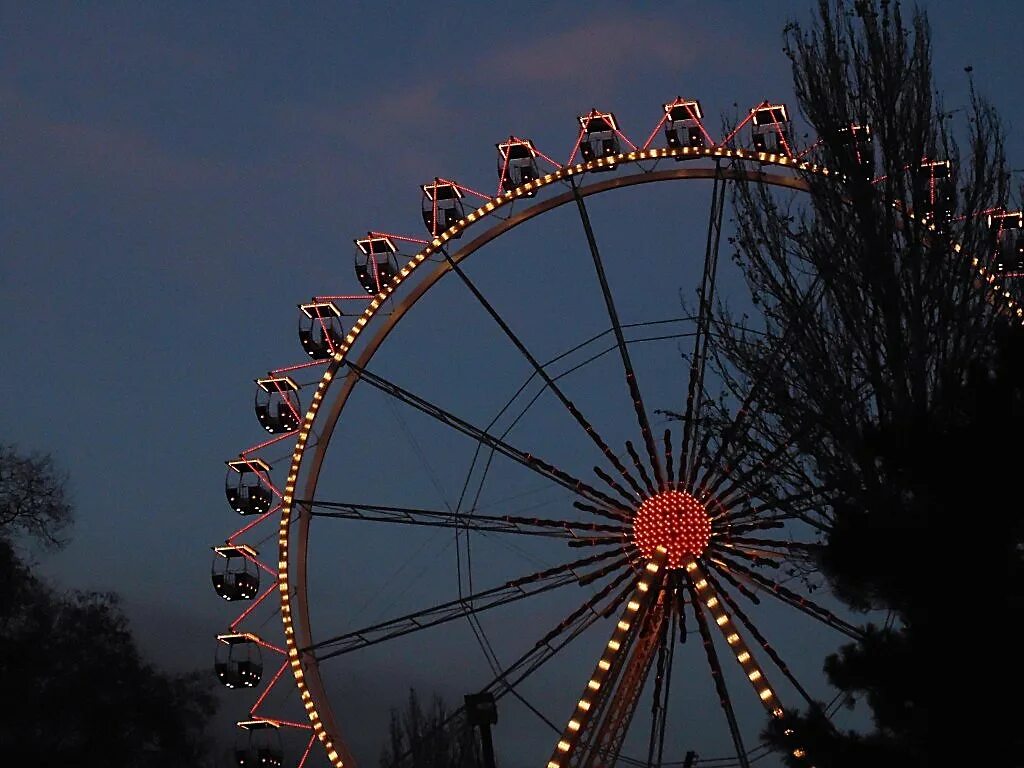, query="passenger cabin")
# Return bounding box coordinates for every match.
[751,104,792,155]
[838,123,874,179]
[355,236,399,294]
[421,181,466,238]
[215,633,263,689]
[664,99,707,151]
[212,545,260,601]
[225,458,274,516]
[577,111,621,169]
[497,137,540,194]
[912,159,955,230]
[298,301,343,359]
[254,376,301,434]
[235,720,284,768]
[990,211,1024,274]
